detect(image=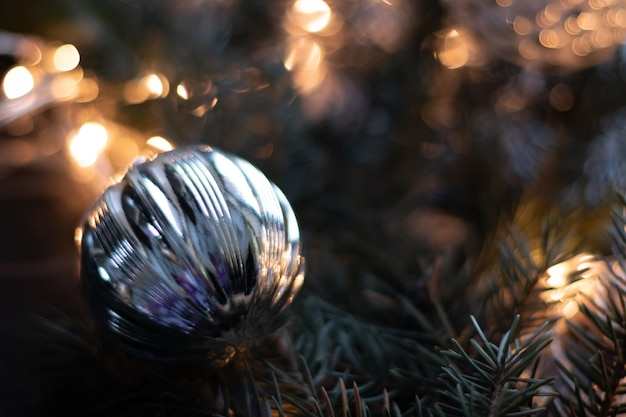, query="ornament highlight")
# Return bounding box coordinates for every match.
[78,146,304,363]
